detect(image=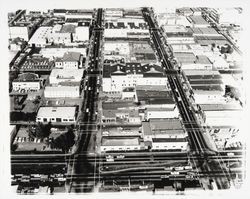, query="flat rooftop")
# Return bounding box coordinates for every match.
[37,106,76,119]
[101,136,140,146]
